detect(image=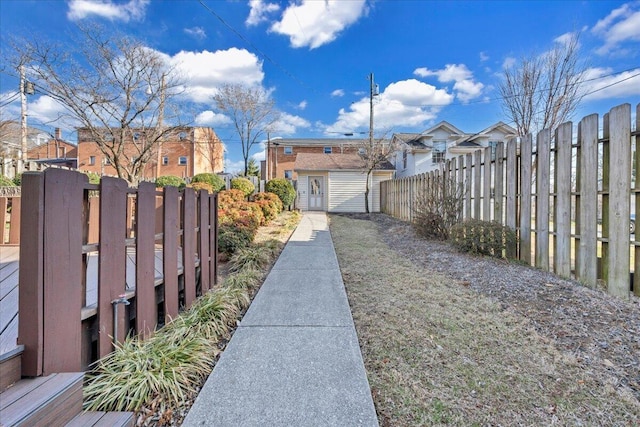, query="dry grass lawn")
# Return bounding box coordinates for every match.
[330,214,640,426]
